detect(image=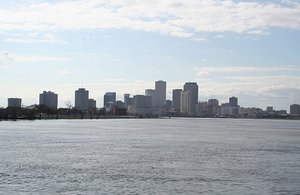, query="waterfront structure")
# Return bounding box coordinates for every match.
[145,89,156,107]
[197,101,209,116]
[75,88,89,111]
[155,80,166,108]
[220,97,240,117]
[290,104,300,116]
[130,95,152,115]
[104,92,116,109]
[183,82,198,114]
[172,89,182,112]
[208,99,219,116]
[7,98,22,108]
[180,91,192,114]
[229,97,238,106]
[39,91,58,109]
[88,99,96,110]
